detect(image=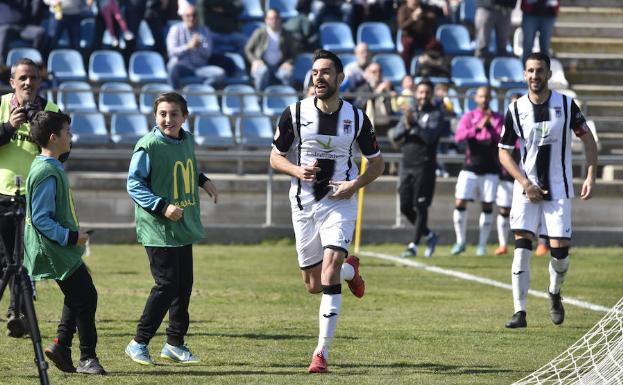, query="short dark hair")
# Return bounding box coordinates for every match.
[312,49,344,74]
[416,79,434,91]
[10,58,39,78]
[524,52,550,70]
[153,92,189,115]
[30,111,71,148]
